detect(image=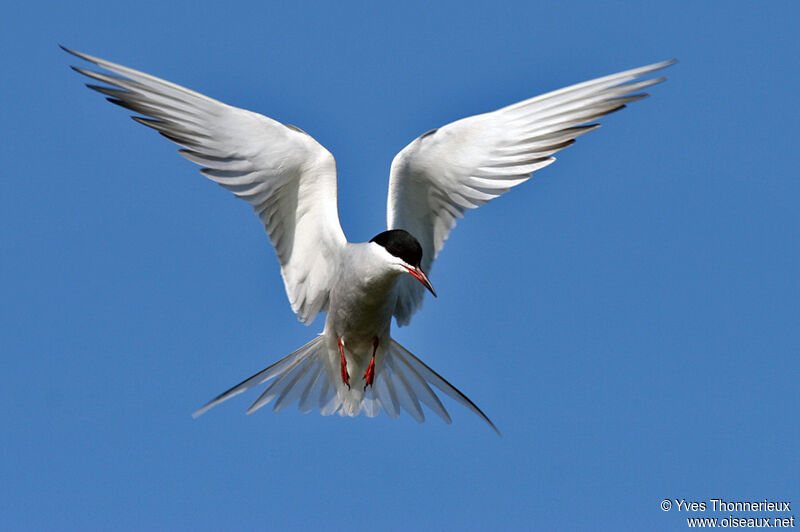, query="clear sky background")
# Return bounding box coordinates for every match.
[2,1,798,530]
